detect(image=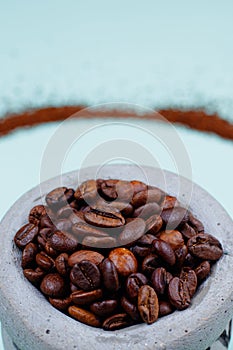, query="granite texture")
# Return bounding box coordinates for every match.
[0,165,233,350]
